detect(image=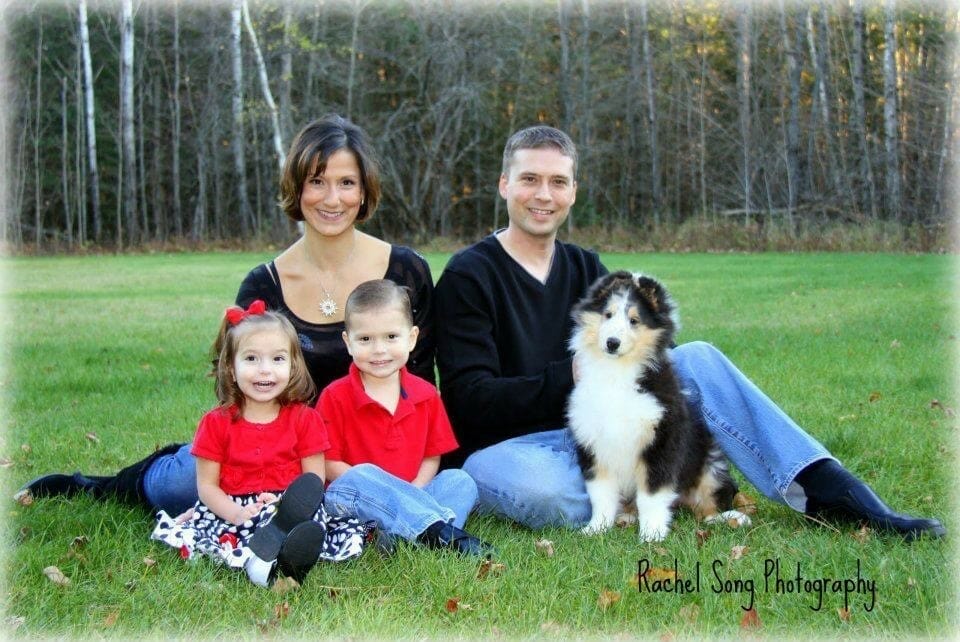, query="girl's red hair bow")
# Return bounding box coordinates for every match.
[225,299,267,326]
